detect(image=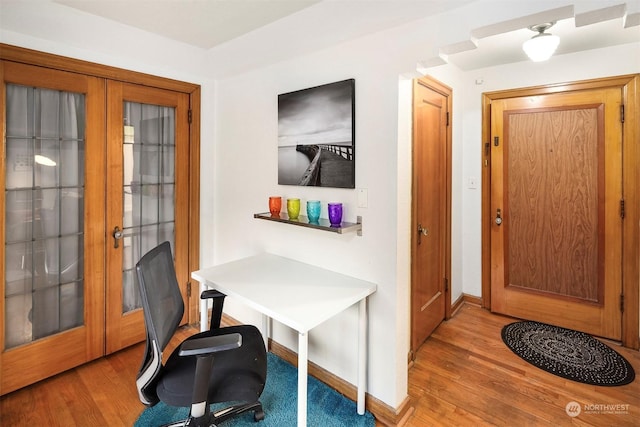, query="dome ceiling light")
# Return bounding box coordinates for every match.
[522,22,560,62]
